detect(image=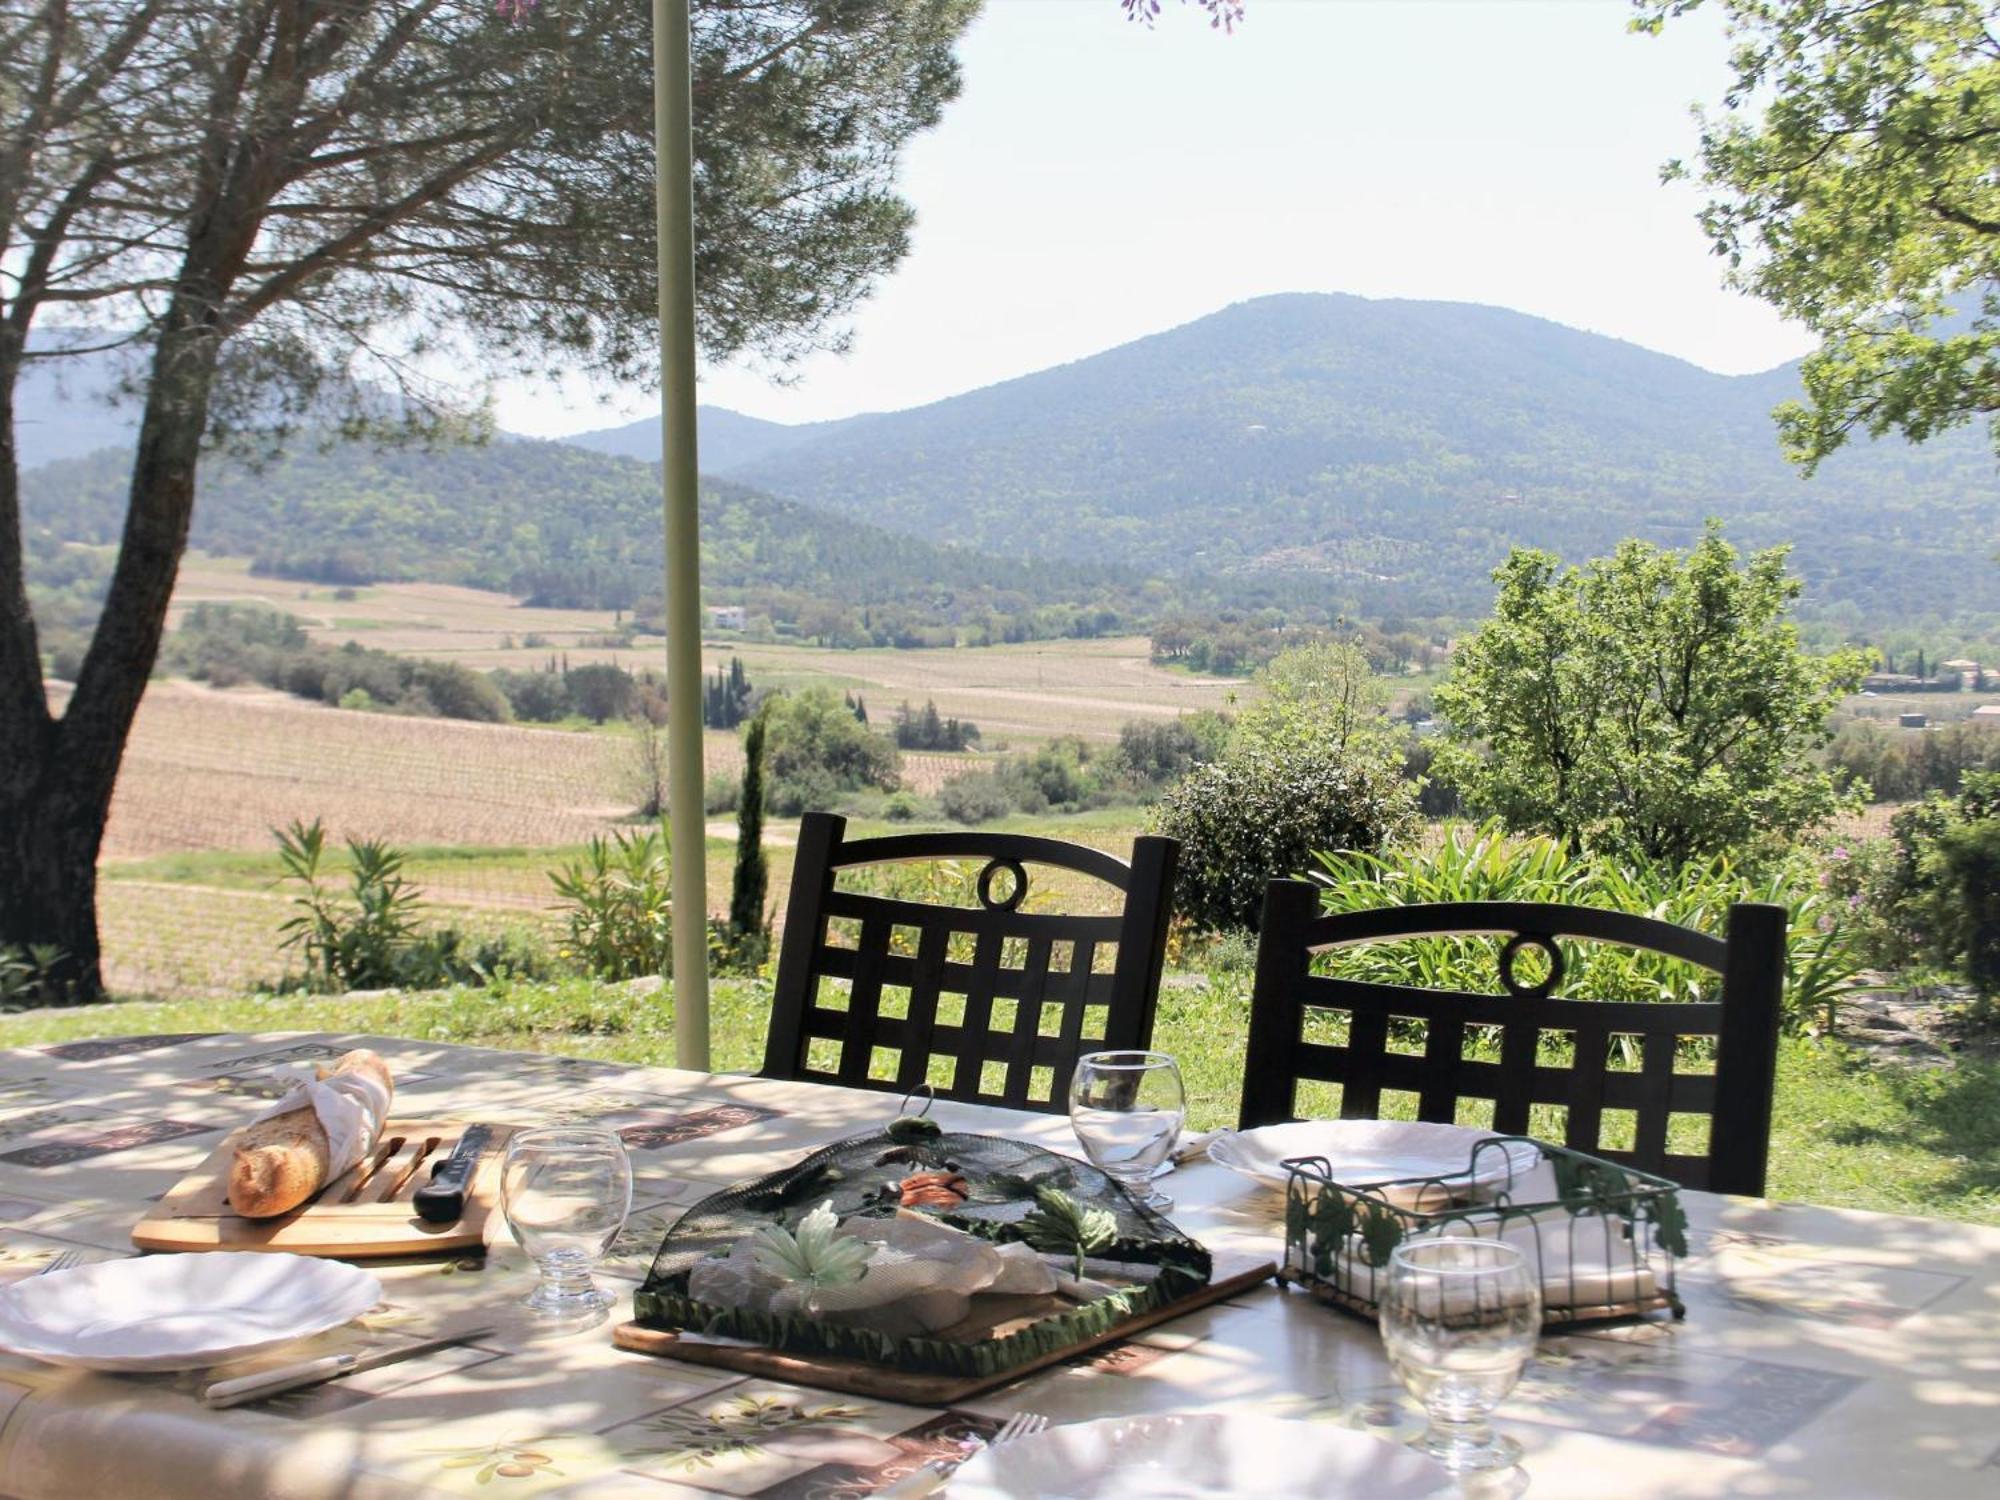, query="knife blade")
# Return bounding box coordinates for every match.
[411,1123,498,1224]
[201,1326,496,1409]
